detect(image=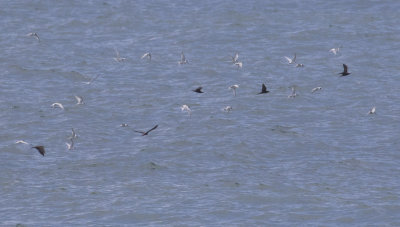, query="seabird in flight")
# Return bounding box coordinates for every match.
[339,64,351,76]
[258,83,269,94]
[134,125,159,136]
[193,87,204,93]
